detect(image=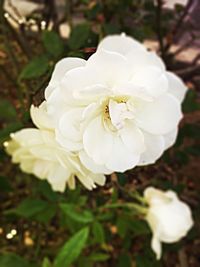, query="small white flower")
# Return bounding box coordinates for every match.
[144,187,194,260]
[44,34,187,174]
[5,102,106,192]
